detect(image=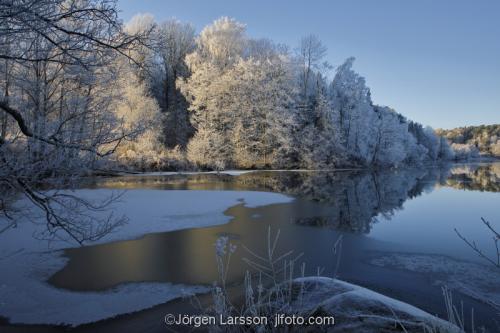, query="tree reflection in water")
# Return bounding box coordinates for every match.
[90,163,500,234]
